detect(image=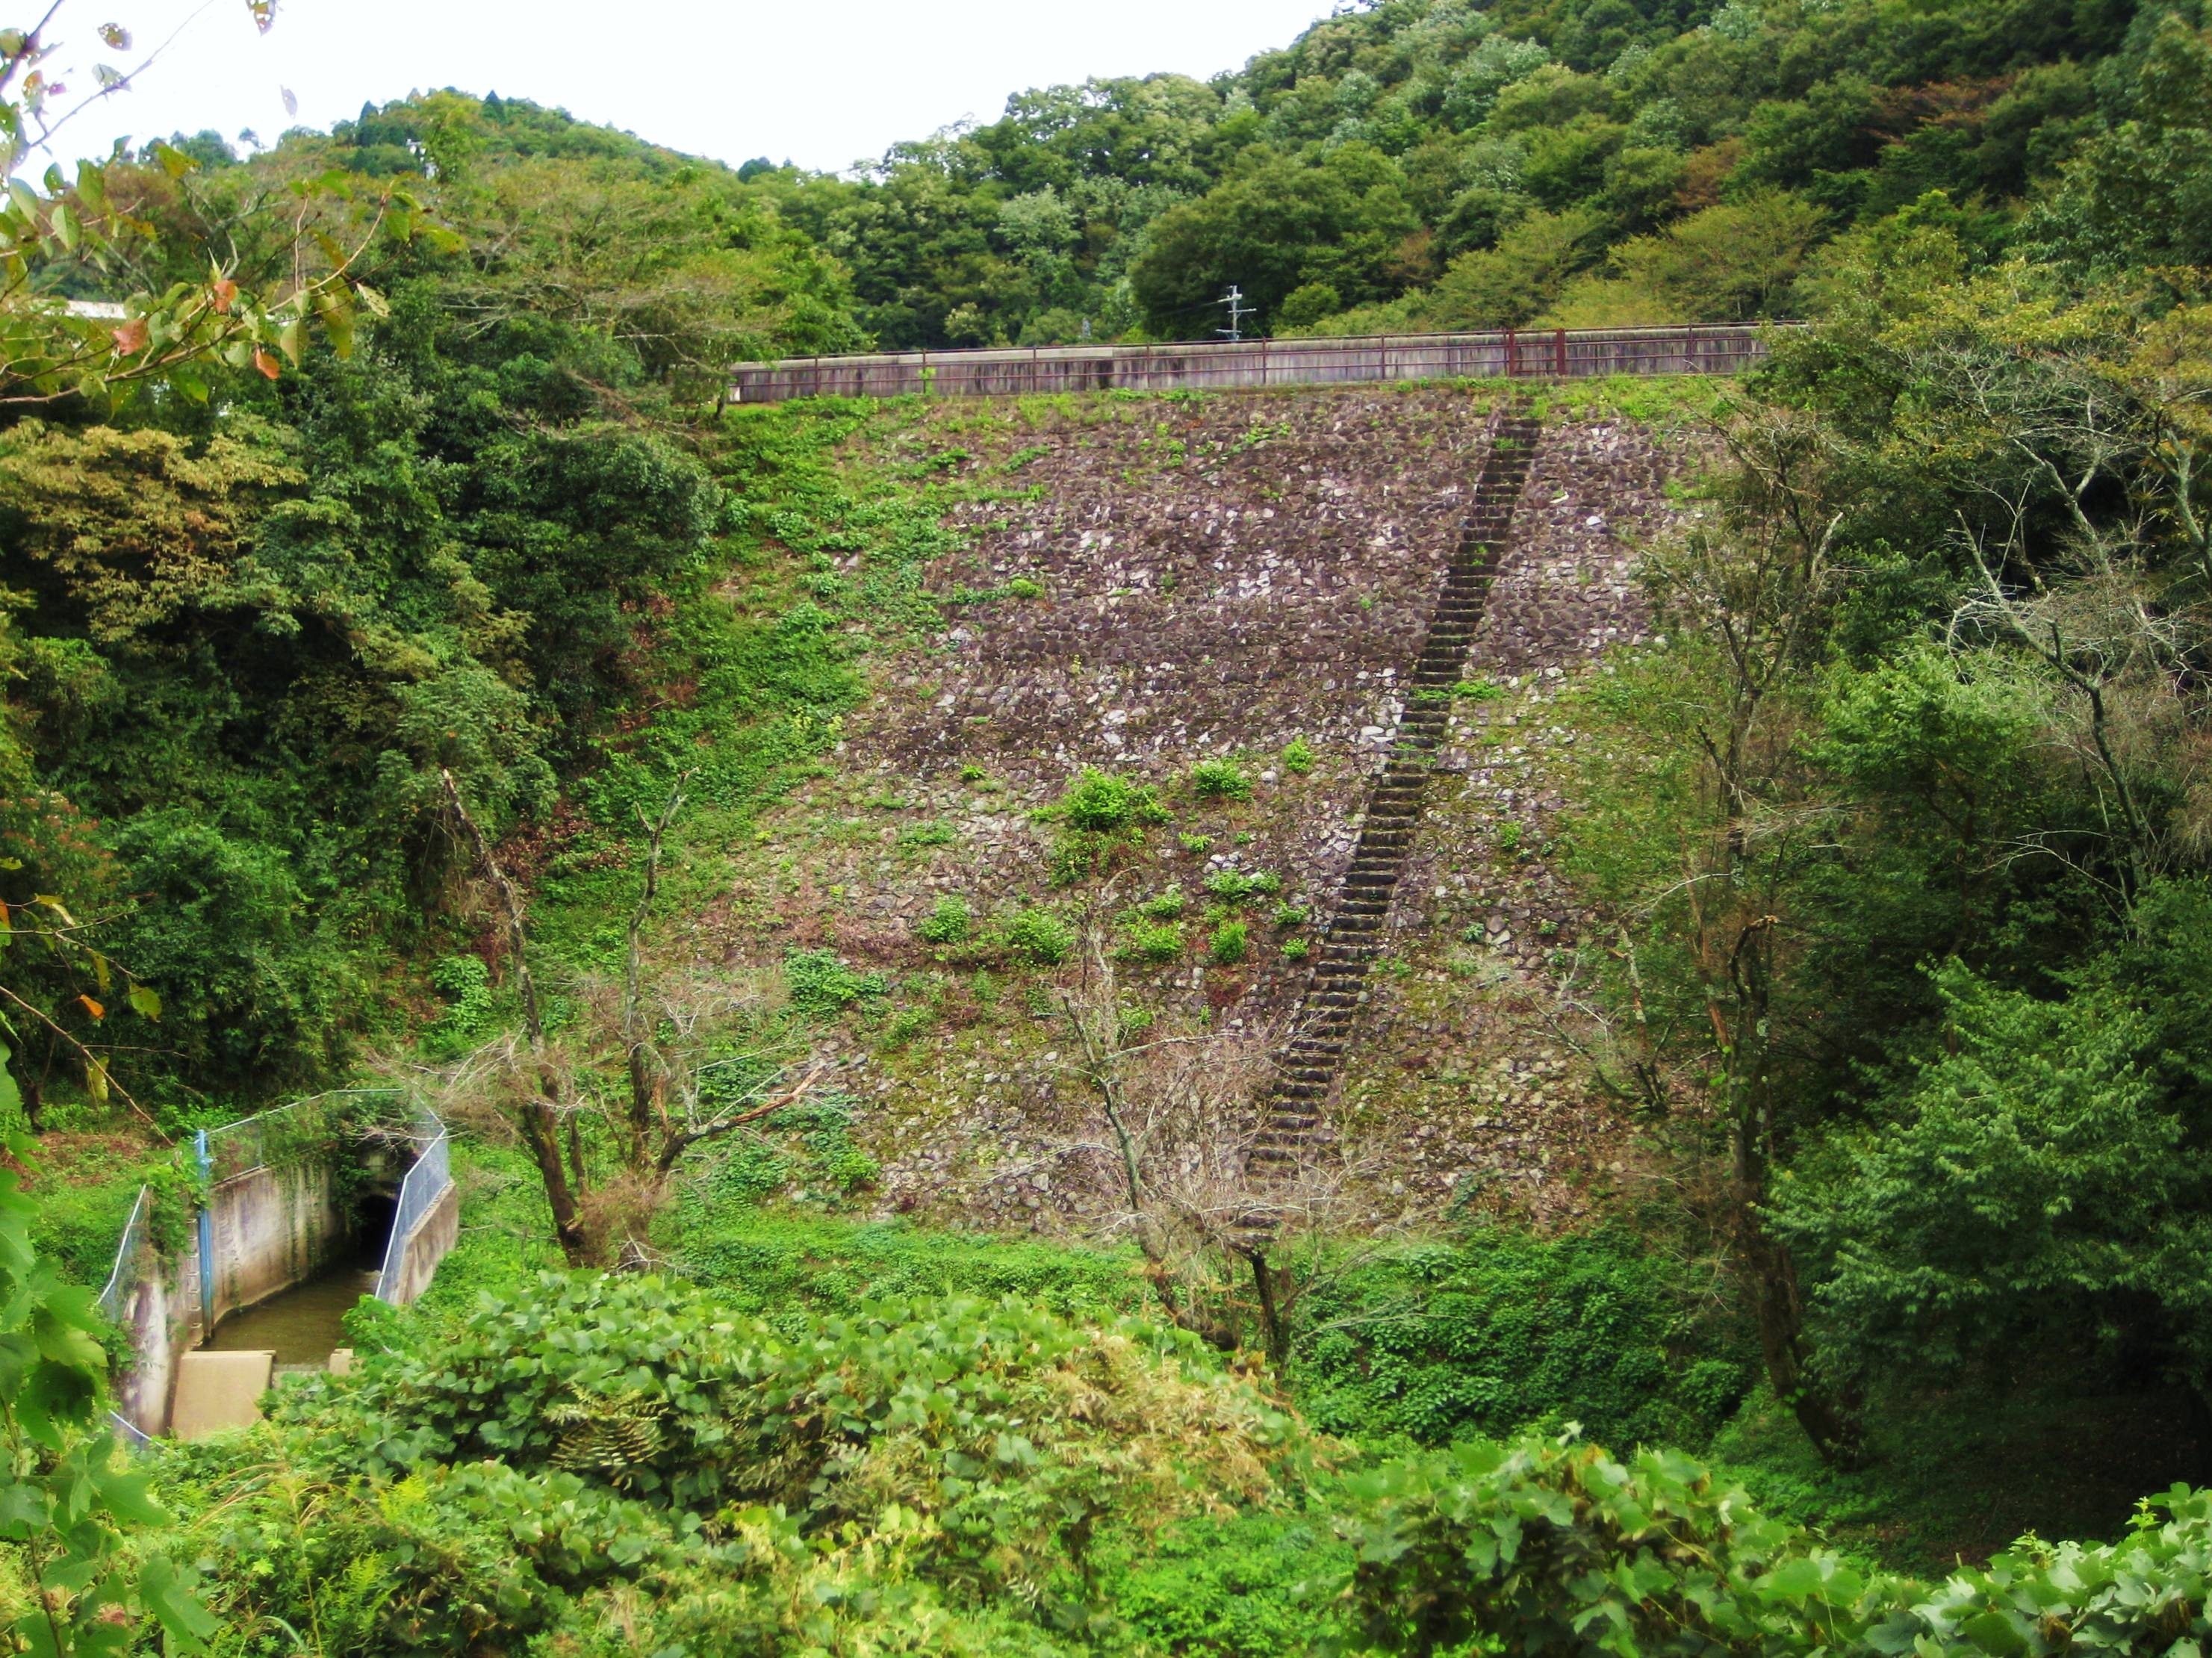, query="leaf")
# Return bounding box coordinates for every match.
[152,140,196,179]
[277,314,305,365]
[89,1466,166,1529]
[76,994,104,1021]
[1762,1556,1829,1600]
[98,22,131,48]
[0,1039,20,1121]
[210,277,236,314]
[138,1554,218,1642]
[1960,1610,2028,1657]
[84,1058,108,1102]
[90,952,110,993]
[108,317,147,355]
[354,280,389,318]
[248,0,279,34]
[170,364,208,403]
[126,984,160,1021]
[252,347,280,380]
[280,84,296,118]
